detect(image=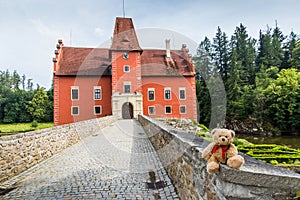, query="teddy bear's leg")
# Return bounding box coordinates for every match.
[227,155,245,169]
[207,157,220,174]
